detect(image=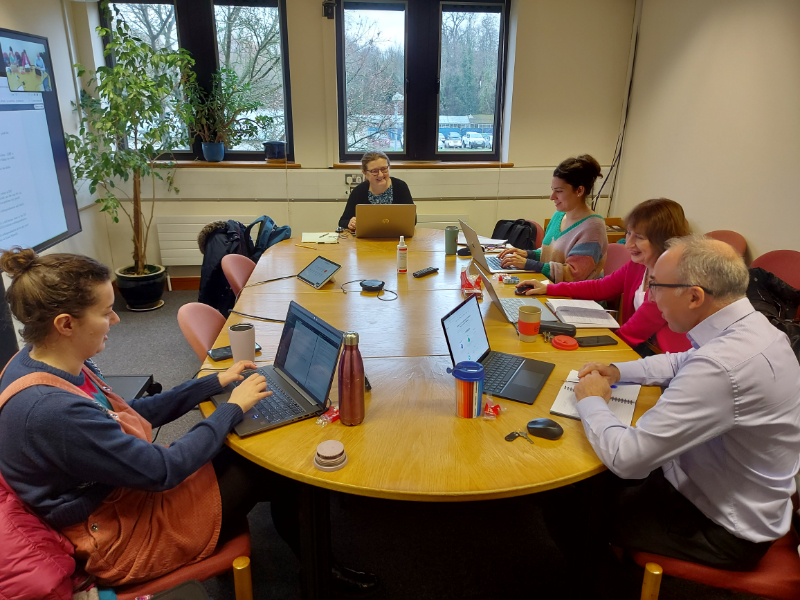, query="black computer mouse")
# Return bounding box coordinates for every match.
[527,418,564,440]
[515,285,534,296]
